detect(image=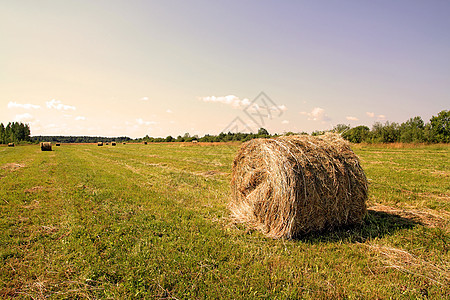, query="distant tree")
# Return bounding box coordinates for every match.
[333,124,351,134]
[430,110,449,143]
[165,135,174,142]
[342,126,370,143]
[258,128,269,137]
[399,116,425,143]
